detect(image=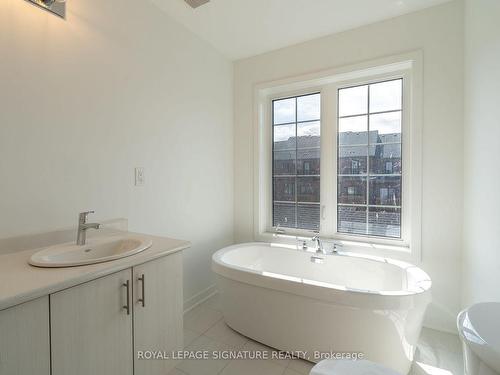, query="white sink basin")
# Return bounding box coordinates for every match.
[29,235,153,268]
